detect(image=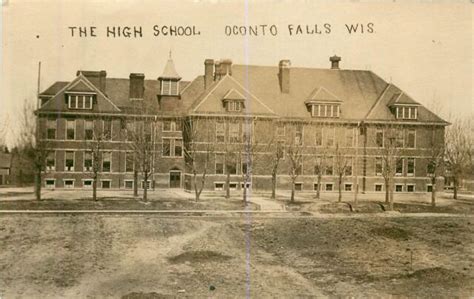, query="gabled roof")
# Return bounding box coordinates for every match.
[39,82,68,96]
[387,92,420,106]
[222,88,246,102]
[159,58,181,80]
[305,86,343,104]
